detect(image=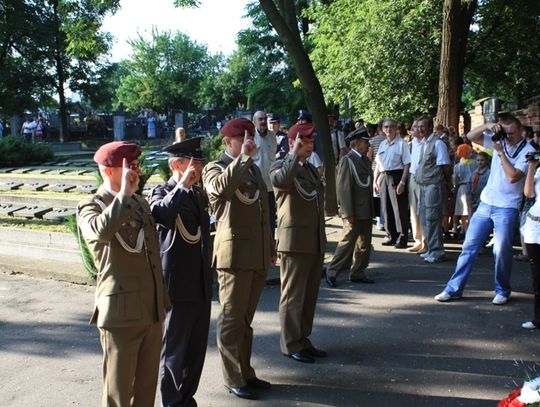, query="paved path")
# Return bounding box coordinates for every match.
[0,221,538,406]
